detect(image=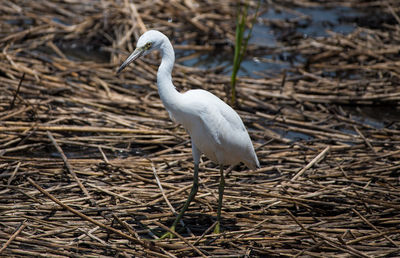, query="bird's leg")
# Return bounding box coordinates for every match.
[214,165,225,234]
[161,162,199,239]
